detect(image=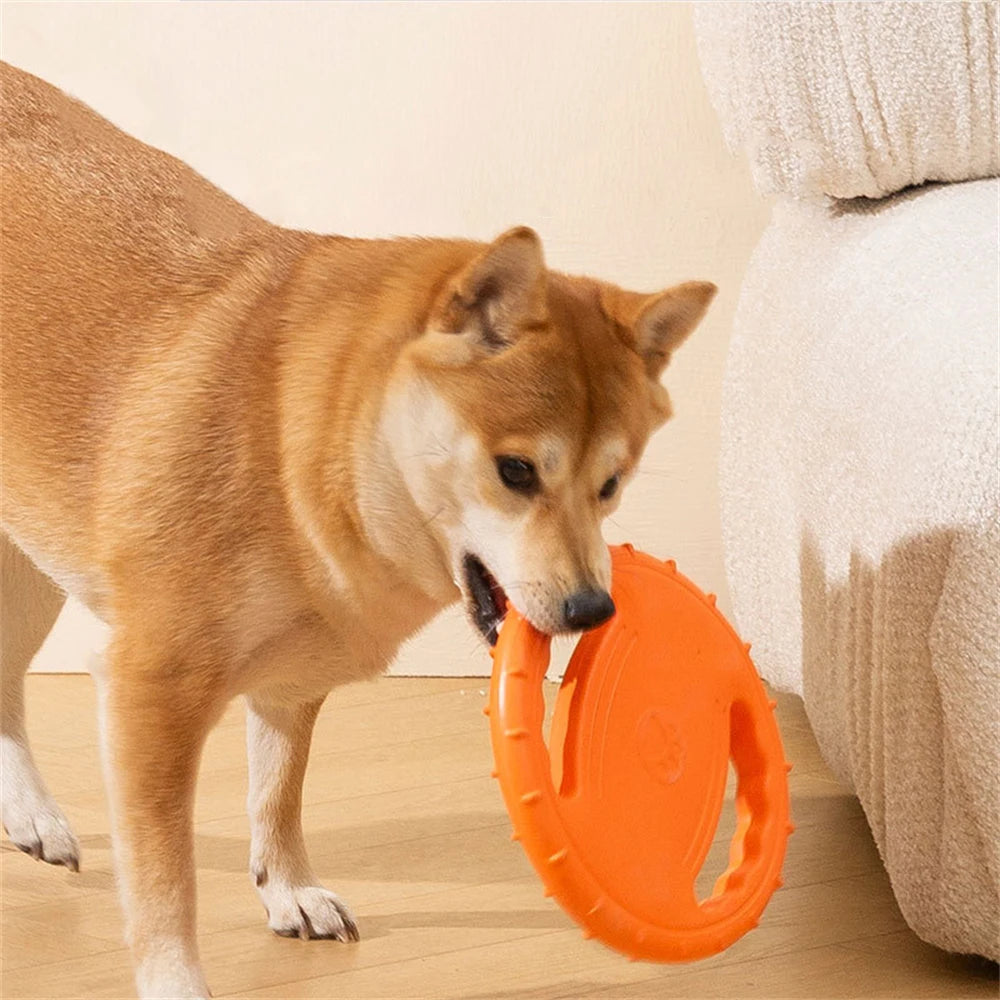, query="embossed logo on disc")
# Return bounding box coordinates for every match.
[635,708,685,785]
